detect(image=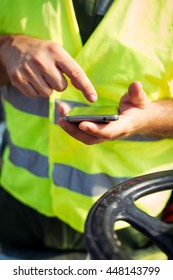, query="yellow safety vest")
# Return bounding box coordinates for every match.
[1,0,173,232]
